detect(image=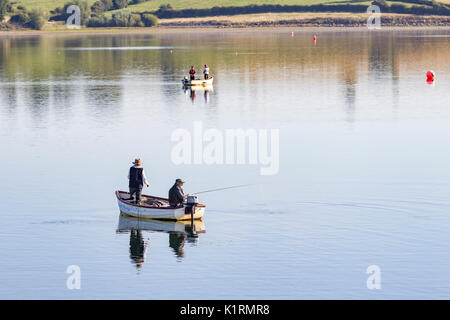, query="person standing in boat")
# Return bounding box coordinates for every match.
[189,66,196,80]
[127,158,150,204]
[203,64,210,80]
[169,178,185,207]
